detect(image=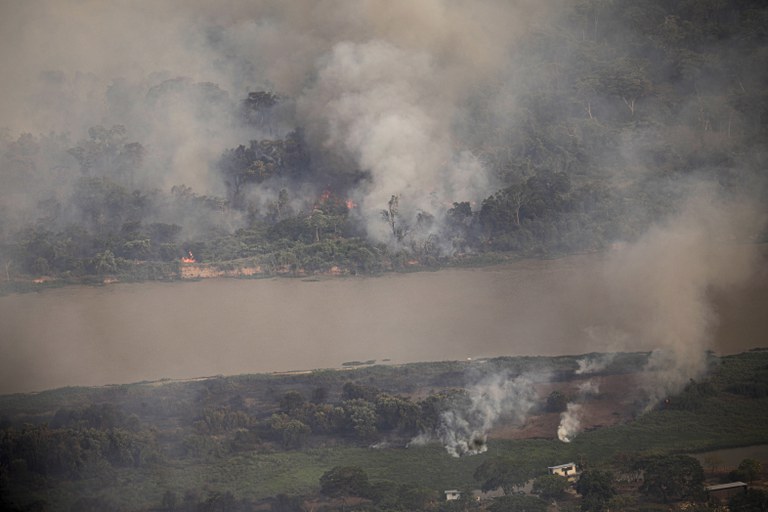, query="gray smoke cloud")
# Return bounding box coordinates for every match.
[0,0,558,243]
[436,372,540,457]
[597,185,763,410]
[575,353,616,375]
[297,39,489,243]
